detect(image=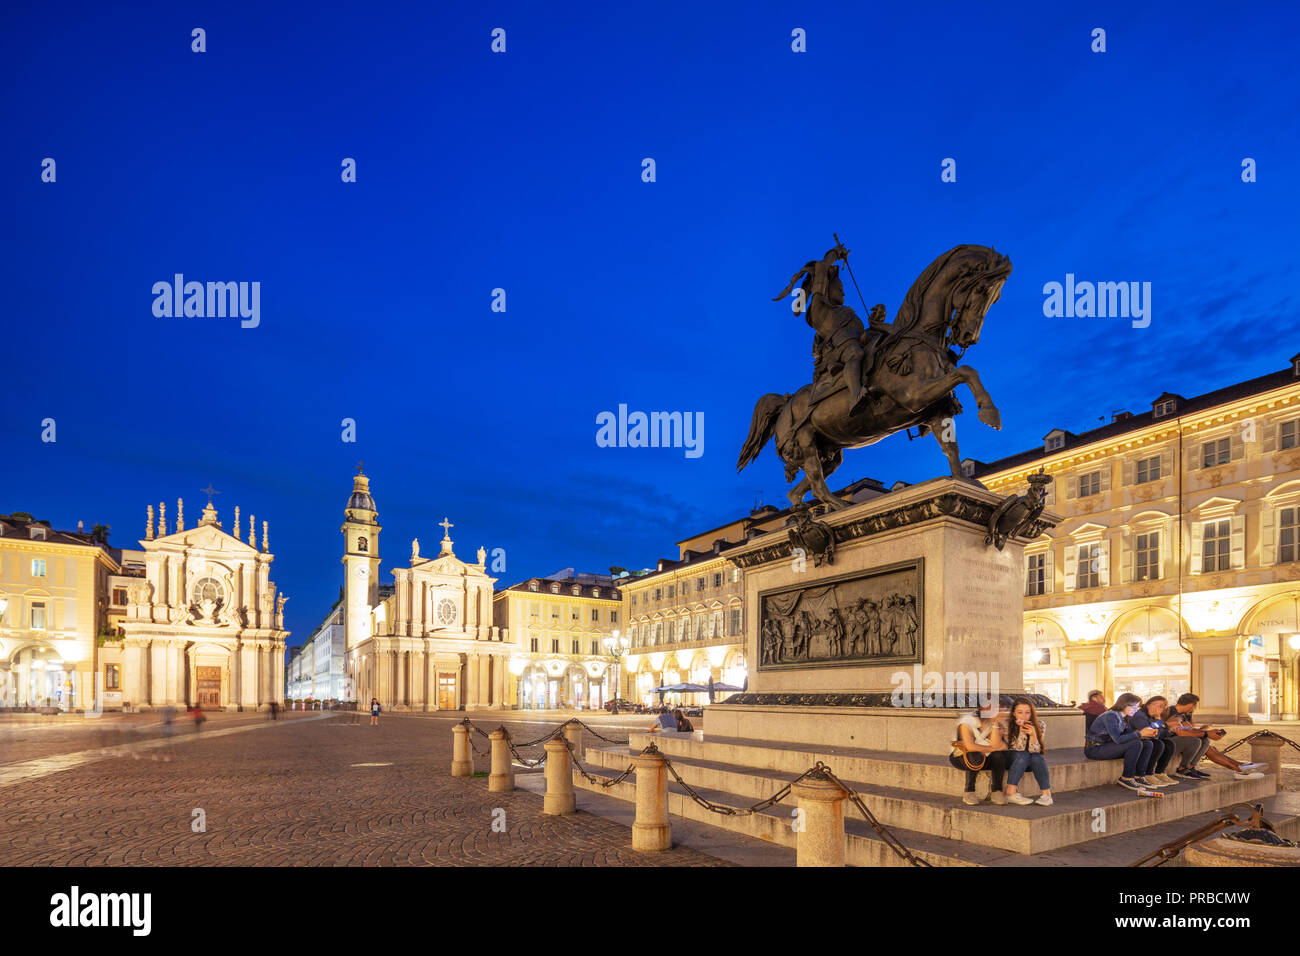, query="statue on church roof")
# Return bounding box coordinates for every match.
[412,538,420,560]
[477,546,486,566]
